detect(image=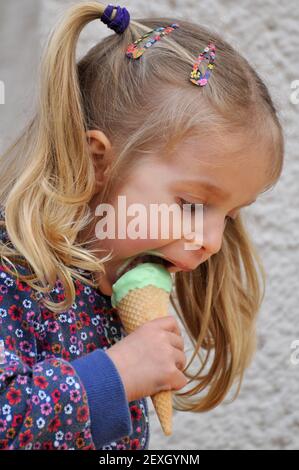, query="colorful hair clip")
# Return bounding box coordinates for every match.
[190,43,216,87]
[126,23,180,59]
